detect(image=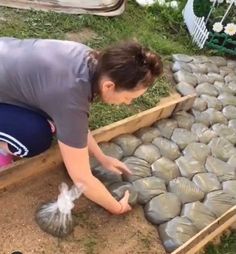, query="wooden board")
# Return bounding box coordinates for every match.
[0,92,195,192]
[0,0,126,16]
[171,206,236,254]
